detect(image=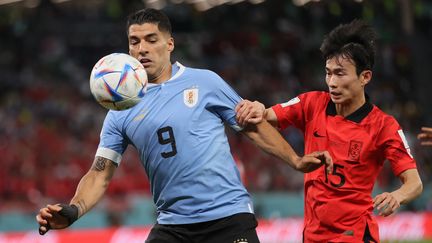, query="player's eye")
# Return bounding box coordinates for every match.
[129,39,139,45]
